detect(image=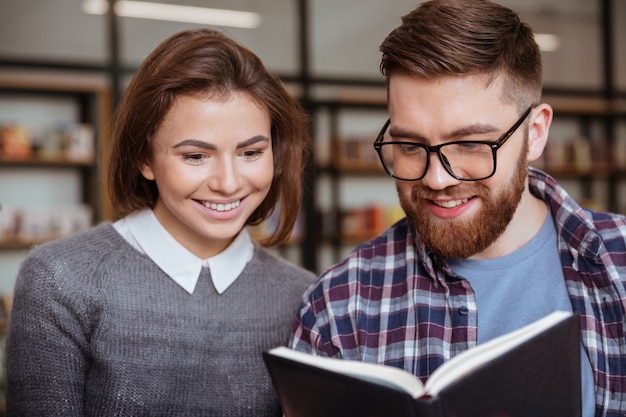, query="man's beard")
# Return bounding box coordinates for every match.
[398,140,528,259]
